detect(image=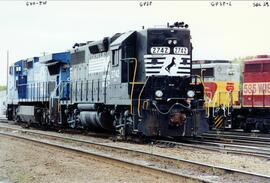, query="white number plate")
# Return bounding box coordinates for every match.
[150,47,170,54]
[173,47,188,55]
